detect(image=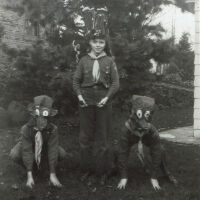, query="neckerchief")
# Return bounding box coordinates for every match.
[125,119,145,164]
[88,51,106,82]
[34,128,43,168]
